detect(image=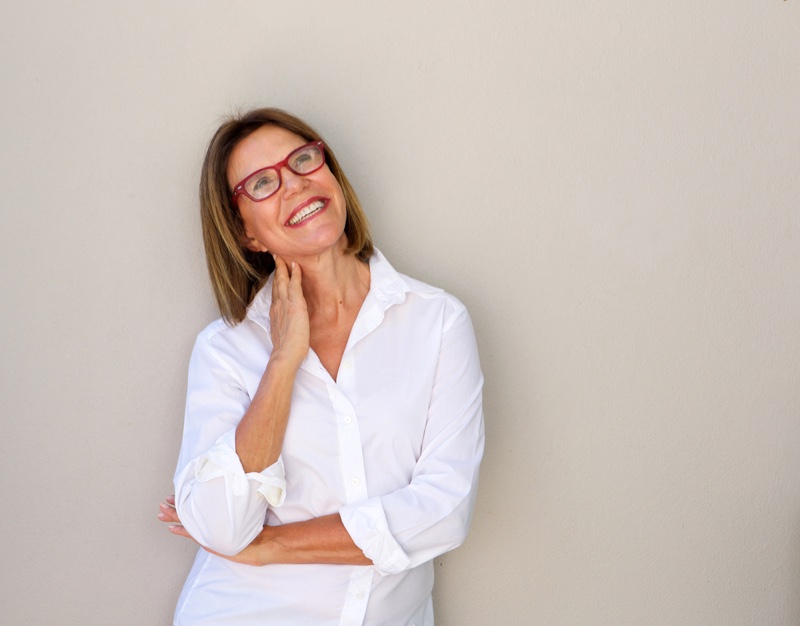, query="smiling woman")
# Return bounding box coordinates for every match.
[198,108,373,325]
[230,127,348,263]
[159,108,484,626]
